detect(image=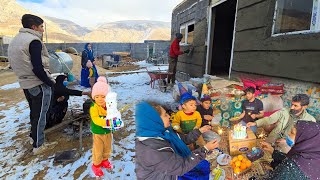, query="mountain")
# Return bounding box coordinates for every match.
[0,0,81,43]
[83,20,171,43]
[0,0,171,43]
[45,16,90,36]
